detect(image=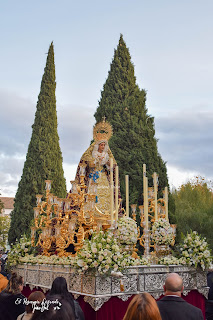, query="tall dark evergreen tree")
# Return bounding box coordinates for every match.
[95,35,168,205]
[0,196,4,213]
[8,43,67,244]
